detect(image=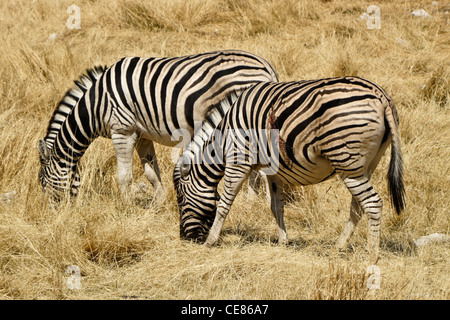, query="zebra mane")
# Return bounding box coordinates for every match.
[180,90,241,164]
[43,65,107,149]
